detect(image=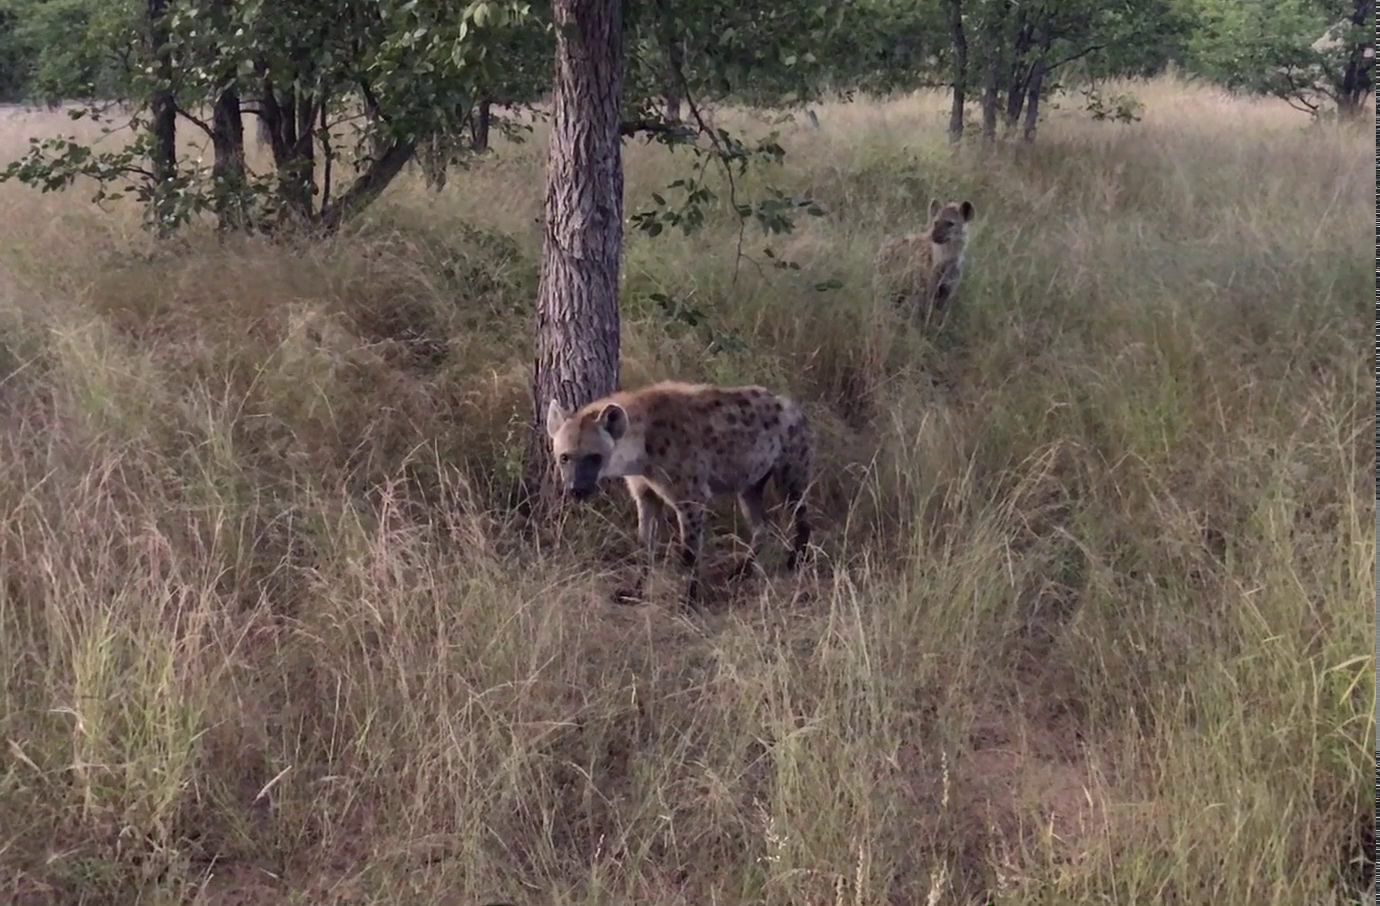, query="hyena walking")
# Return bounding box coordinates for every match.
[545,381,813,607]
